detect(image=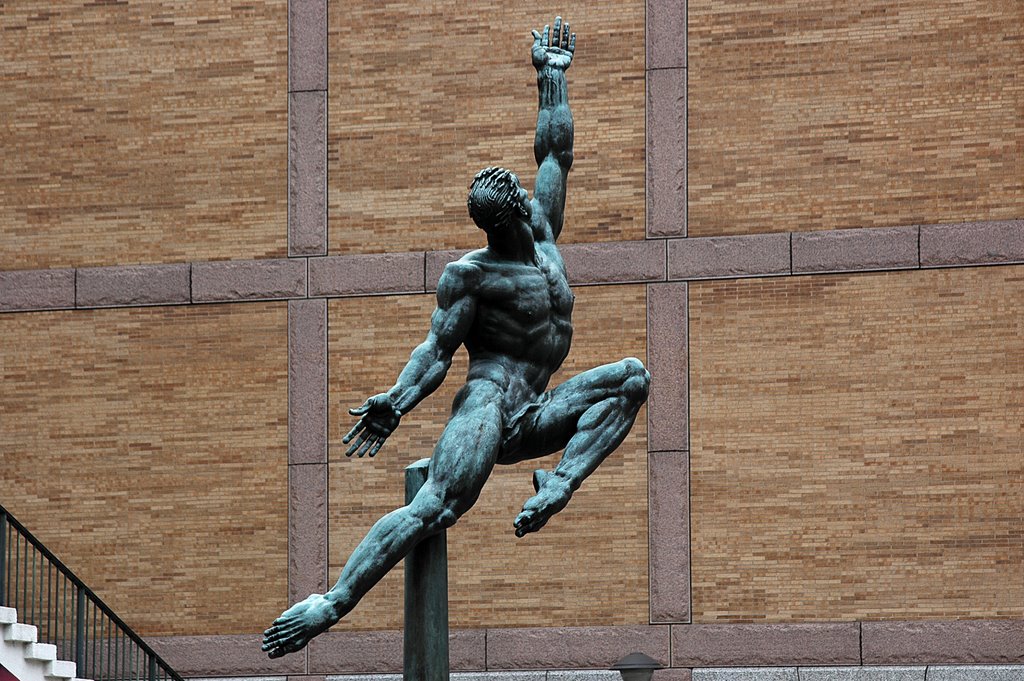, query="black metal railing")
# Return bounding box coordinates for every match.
[0,505,182,681]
